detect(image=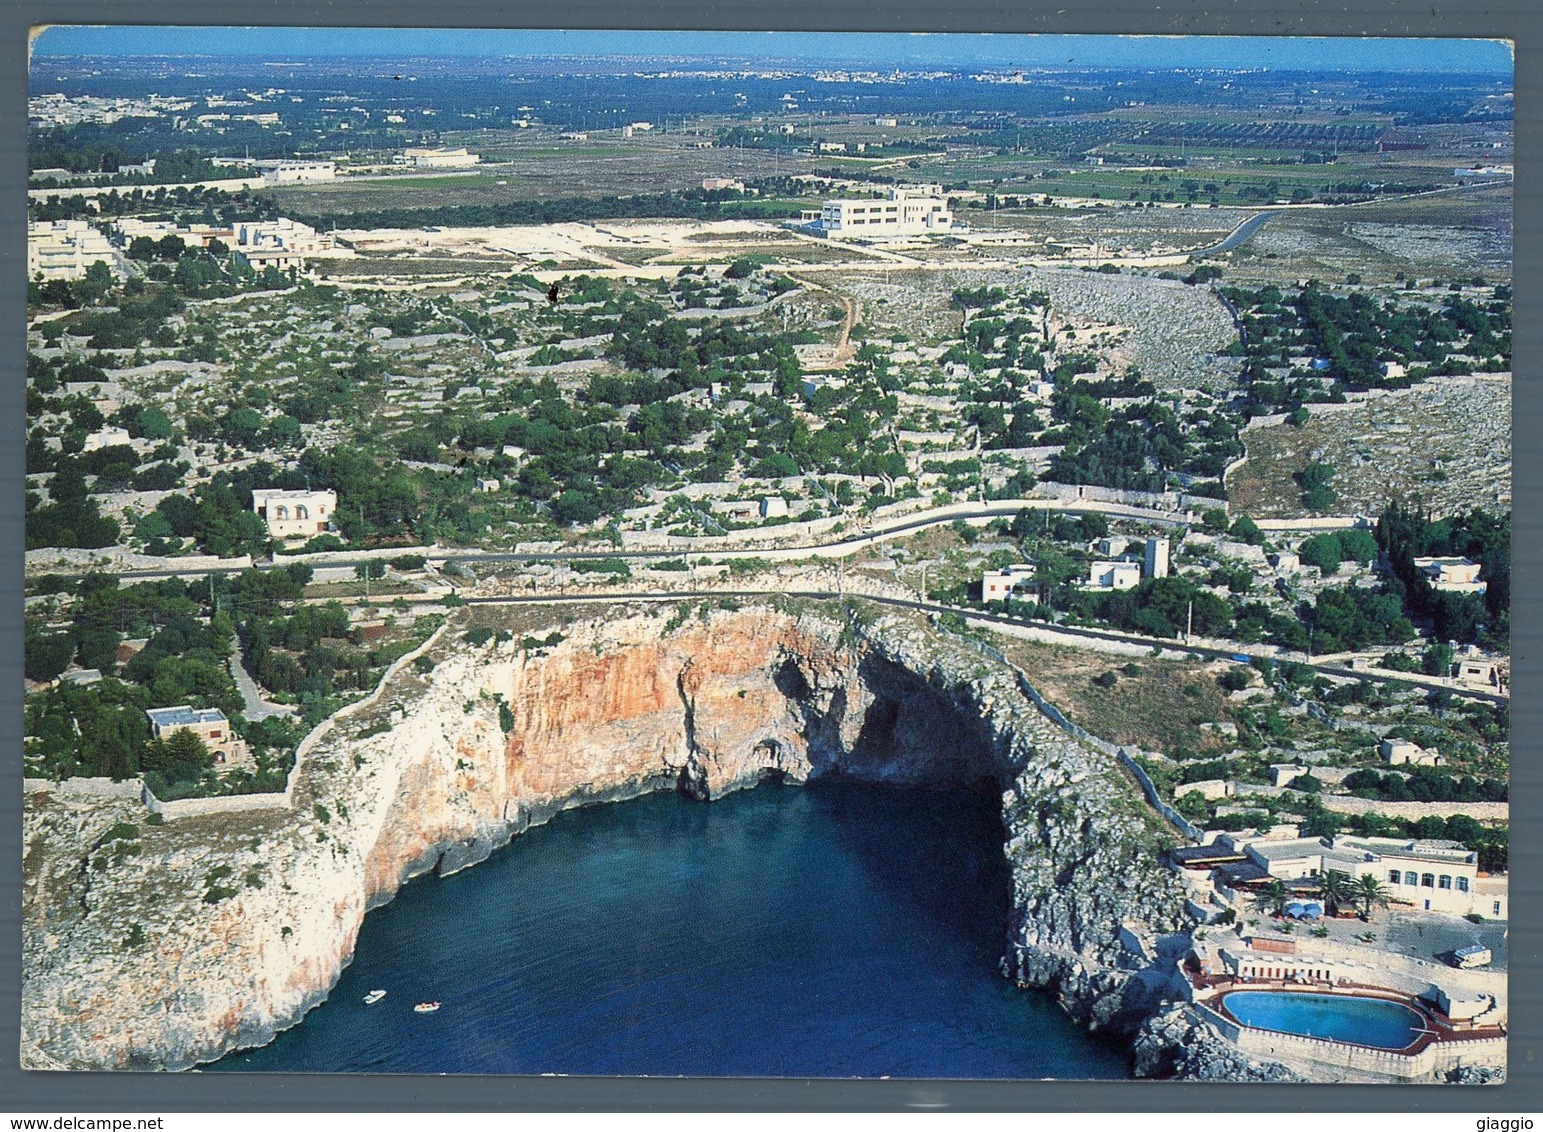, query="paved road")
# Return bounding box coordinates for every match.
[226,640,296,722]
[108,498,1362,584]
[1191,210,1282,258]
